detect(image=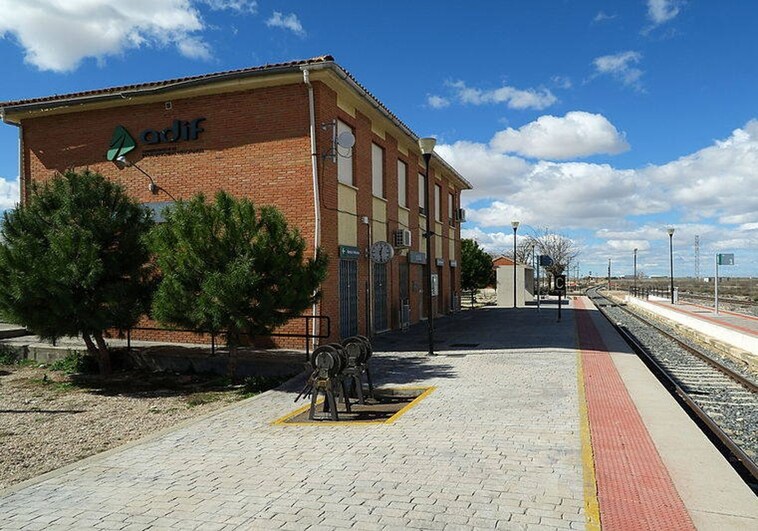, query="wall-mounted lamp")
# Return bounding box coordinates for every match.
[114,155,176,201]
